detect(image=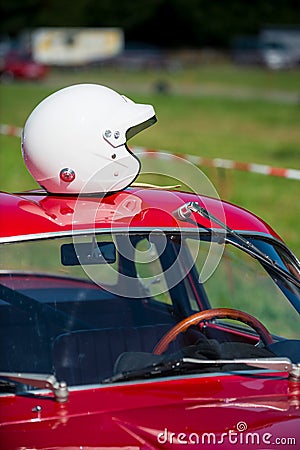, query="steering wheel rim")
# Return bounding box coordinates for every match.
[153,307,274,355]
